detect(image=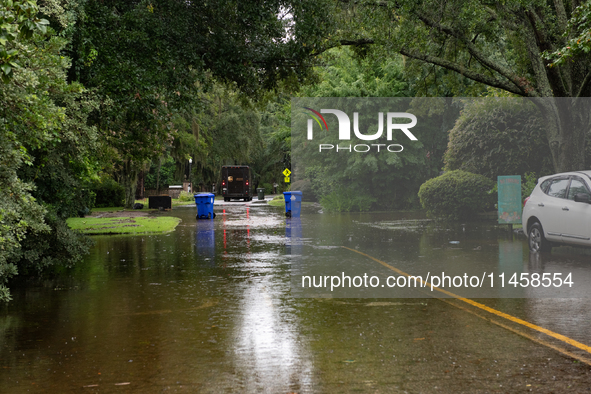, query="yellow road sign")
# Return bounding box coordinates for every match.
[284,176,290,183]
[283,168,291,177]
